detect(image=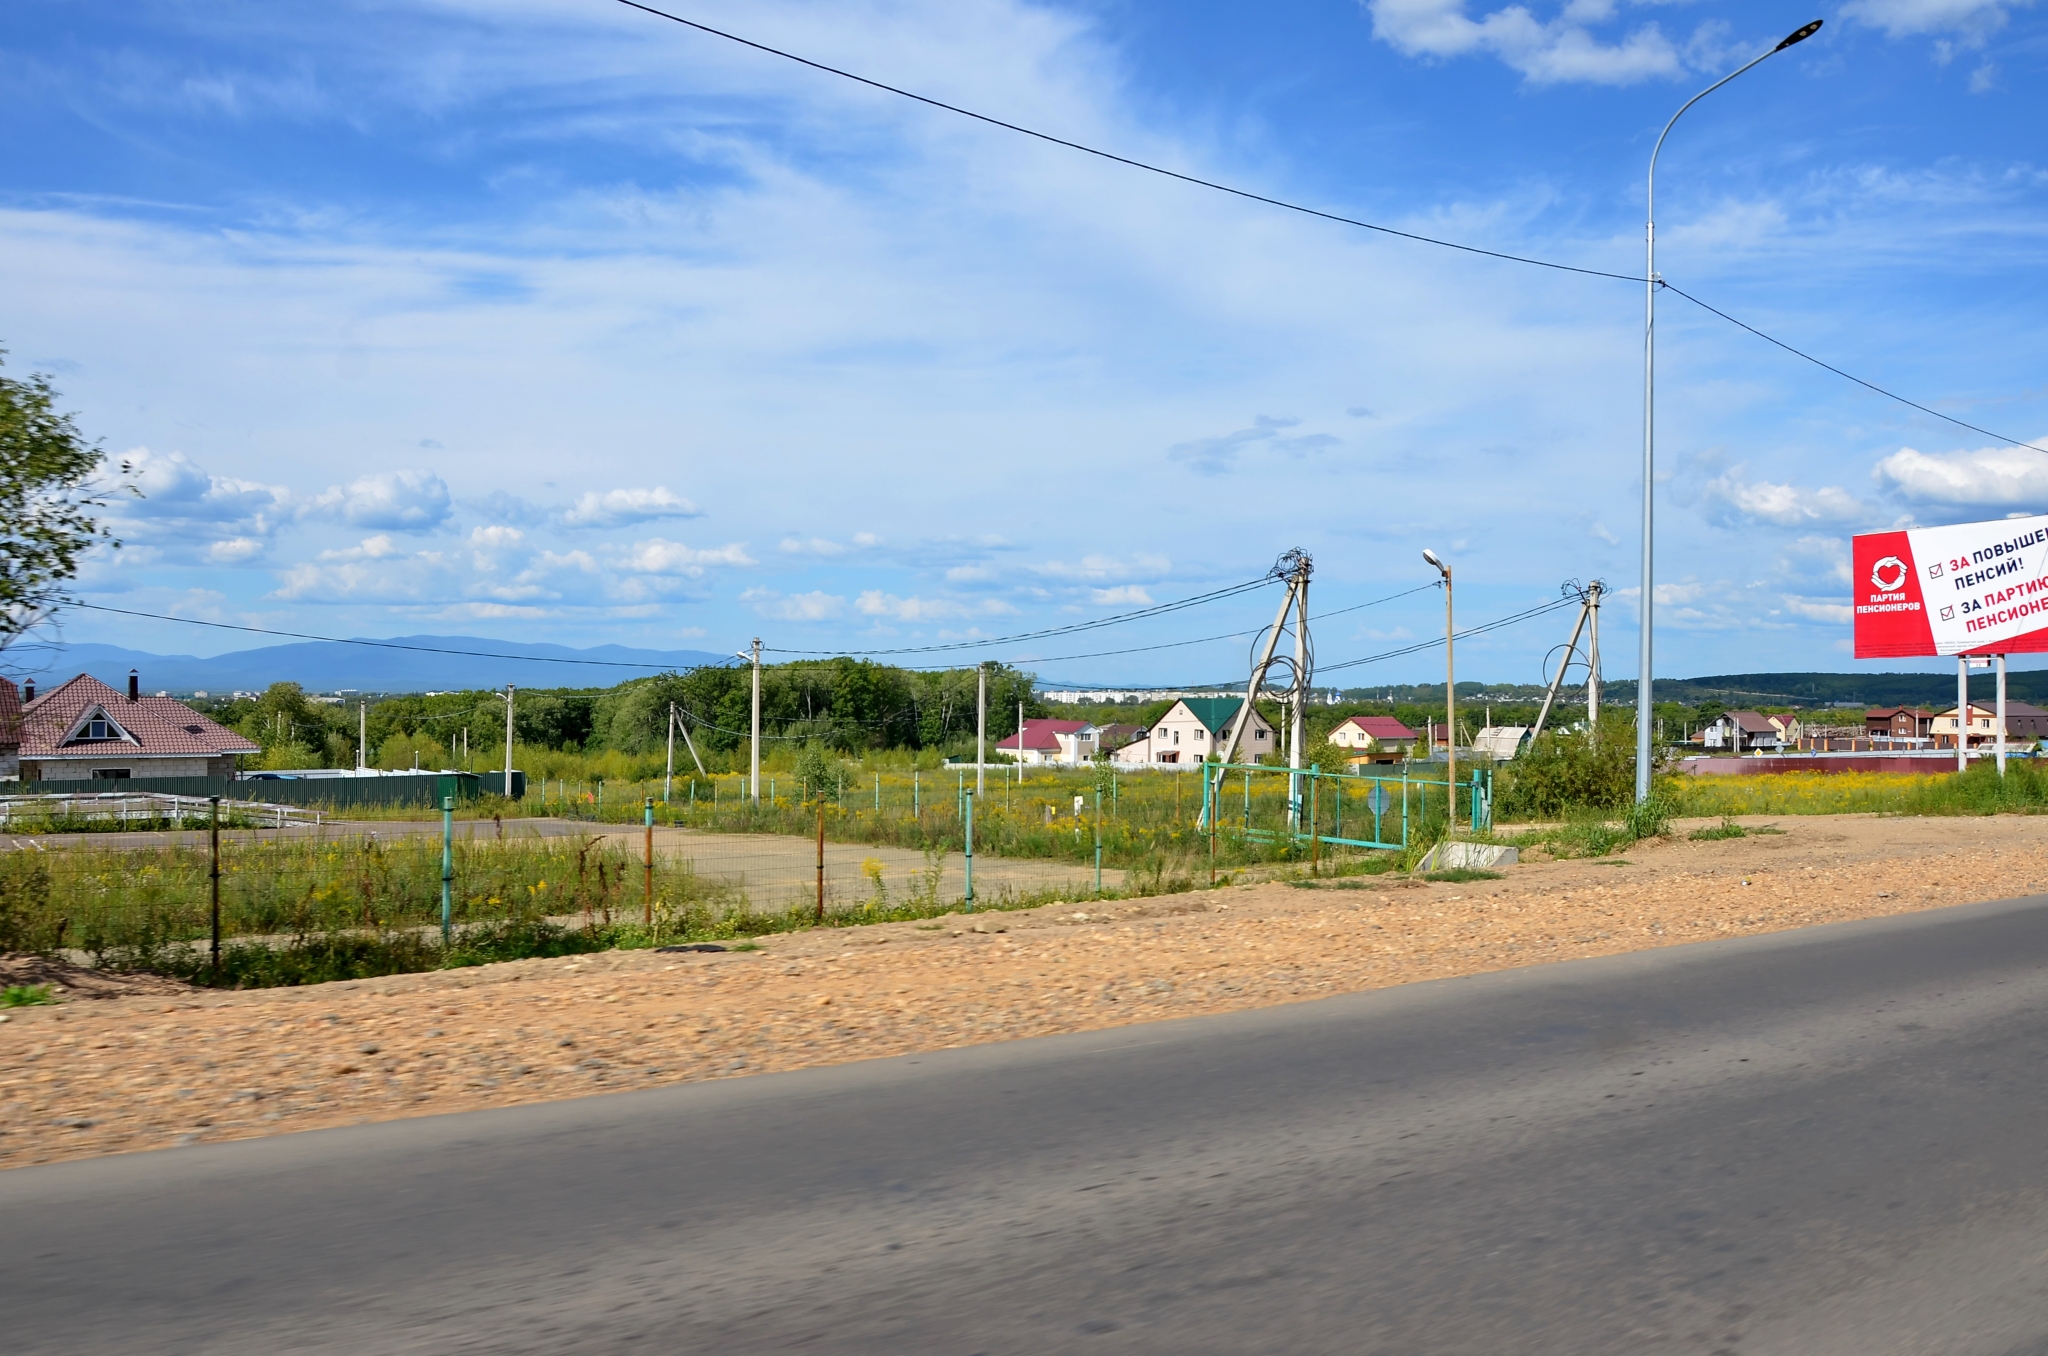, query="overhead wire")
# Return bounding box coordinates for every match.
[612,0,1641,284]
[761,574,1276,656]
[616,2,2044,458]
